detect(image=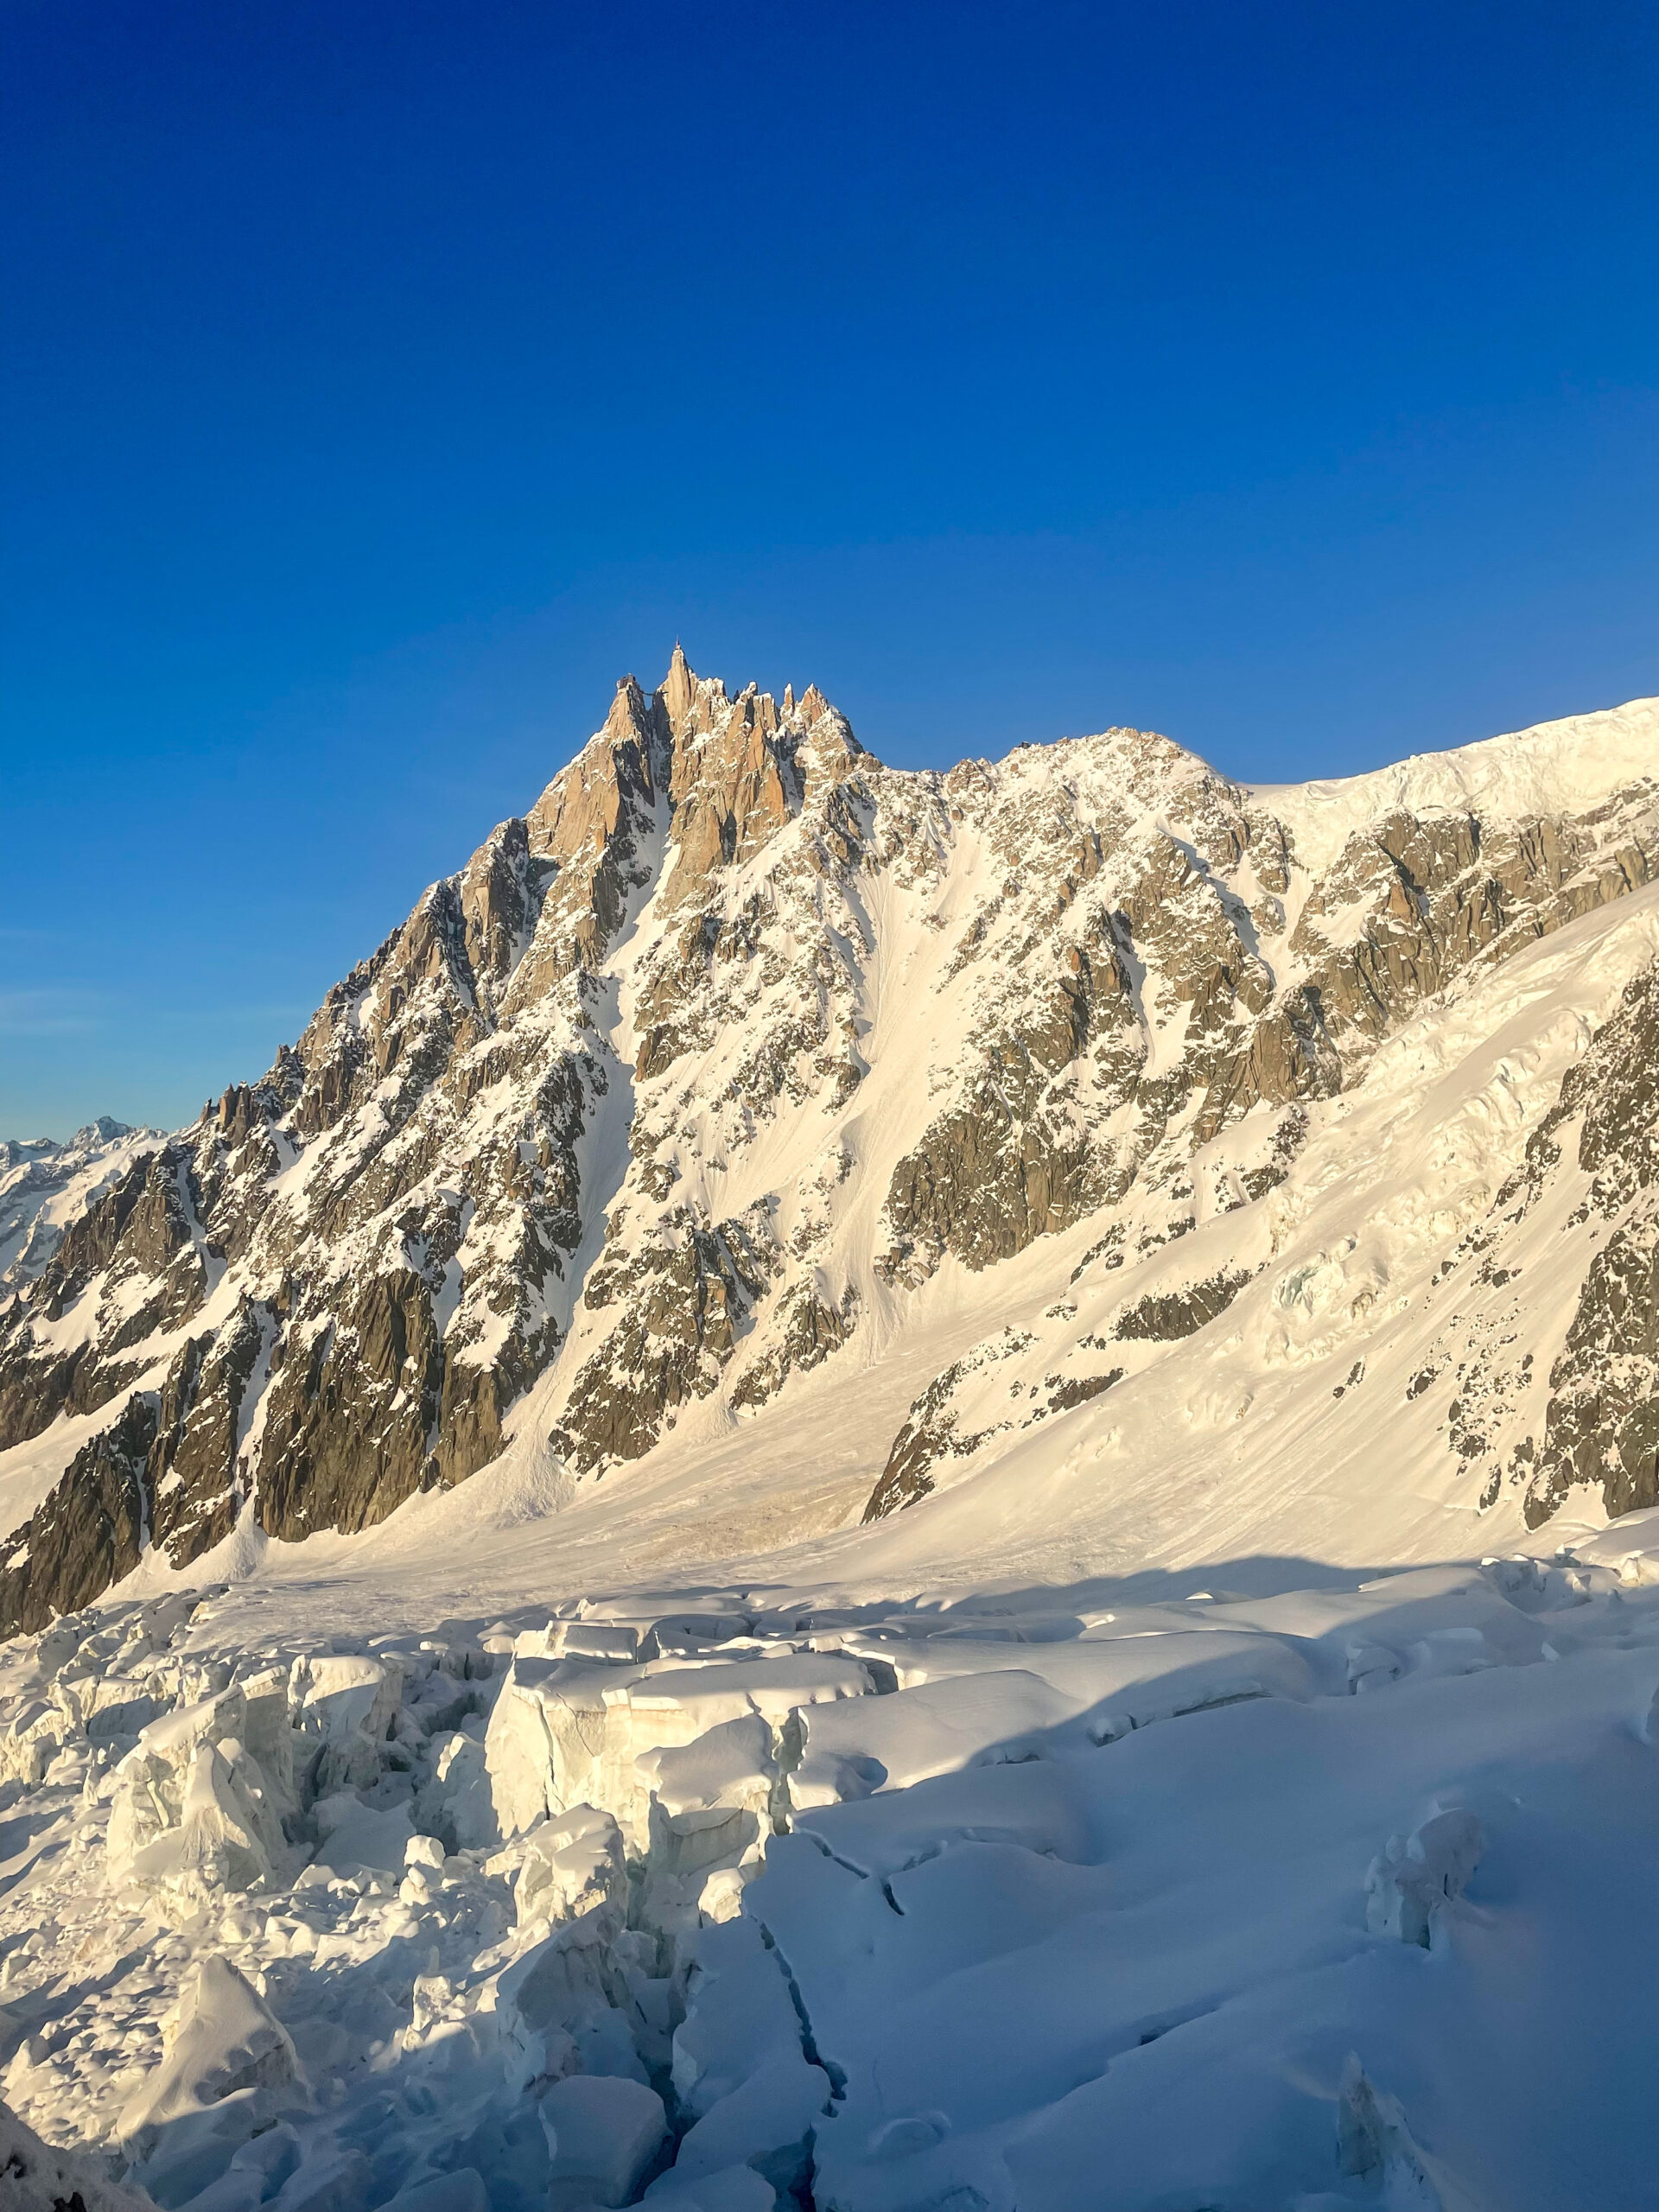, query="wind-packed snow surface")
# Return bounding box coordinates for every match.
[4,666,1659,2209]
